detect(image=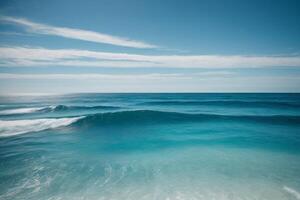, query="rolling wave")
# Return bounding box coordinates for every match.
[138,100,300,108]
[0,116,83,137]
[73,110,300,126]
[1,110,299,137]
